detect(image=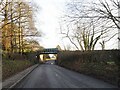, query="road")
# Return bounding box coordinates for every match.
[15,64,117,88]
